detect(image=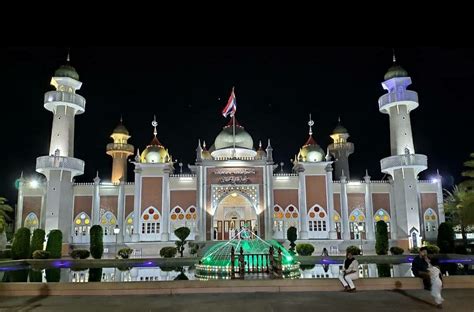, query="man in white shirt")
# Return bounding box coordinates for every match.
[338,251,359,292]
